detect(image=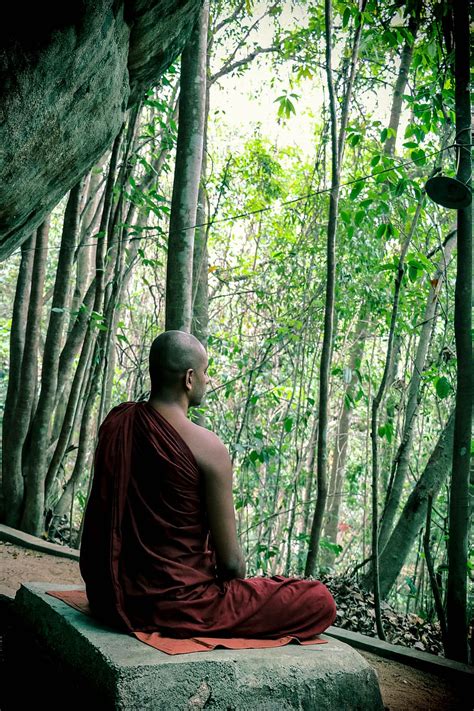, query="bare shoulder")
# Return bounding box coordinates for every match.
[182,421,230,473]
